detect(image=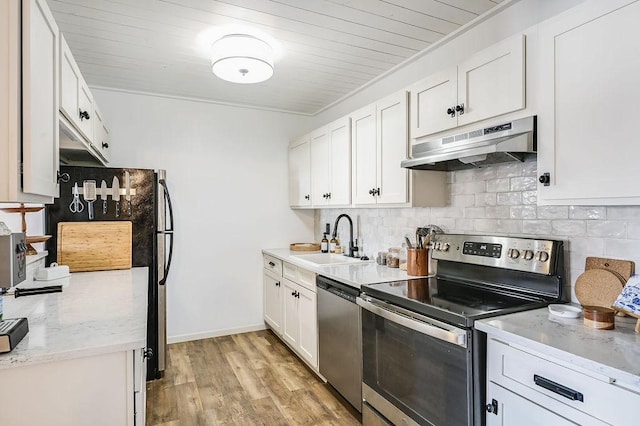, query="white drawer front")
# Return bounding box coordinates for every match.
[263,255,282,276]
[282,262,316,292]
[488,338,639,425]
